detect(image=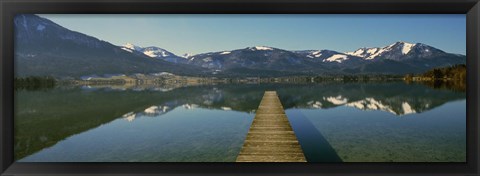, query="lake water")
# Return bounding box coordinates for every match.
[15,82,466,162]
